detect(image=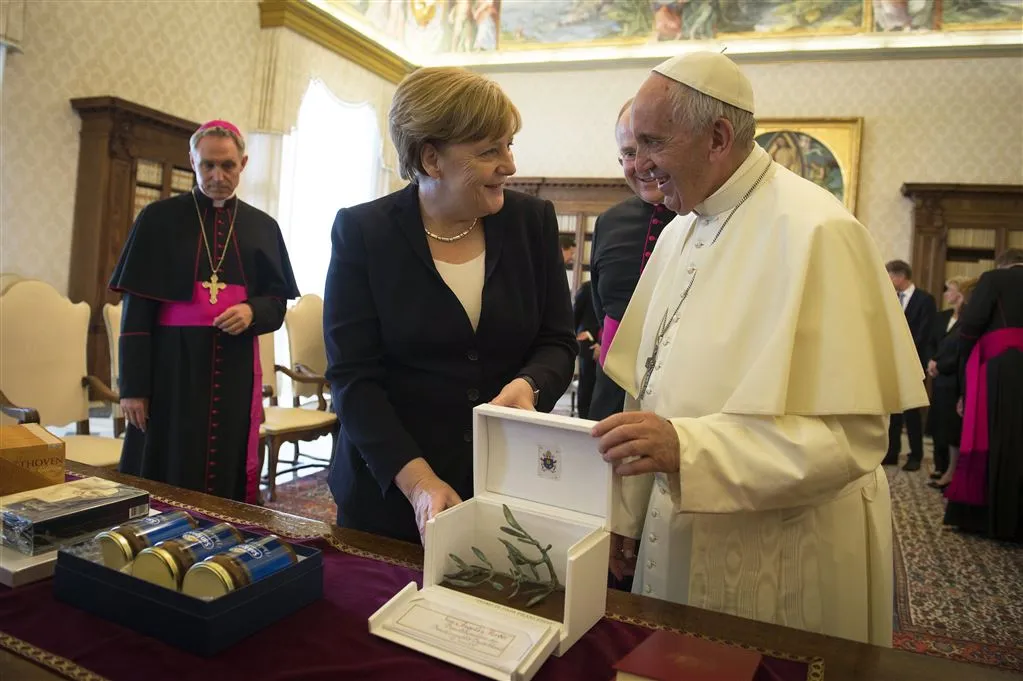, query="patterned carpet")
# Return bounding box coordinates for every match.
[268,456,1023,673]
[886,462,1023,671]
[264,469,336,525]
